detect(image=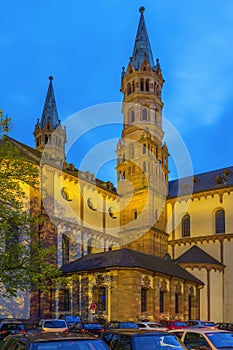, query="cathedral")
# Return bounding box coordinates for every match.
[1,7,233,324]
